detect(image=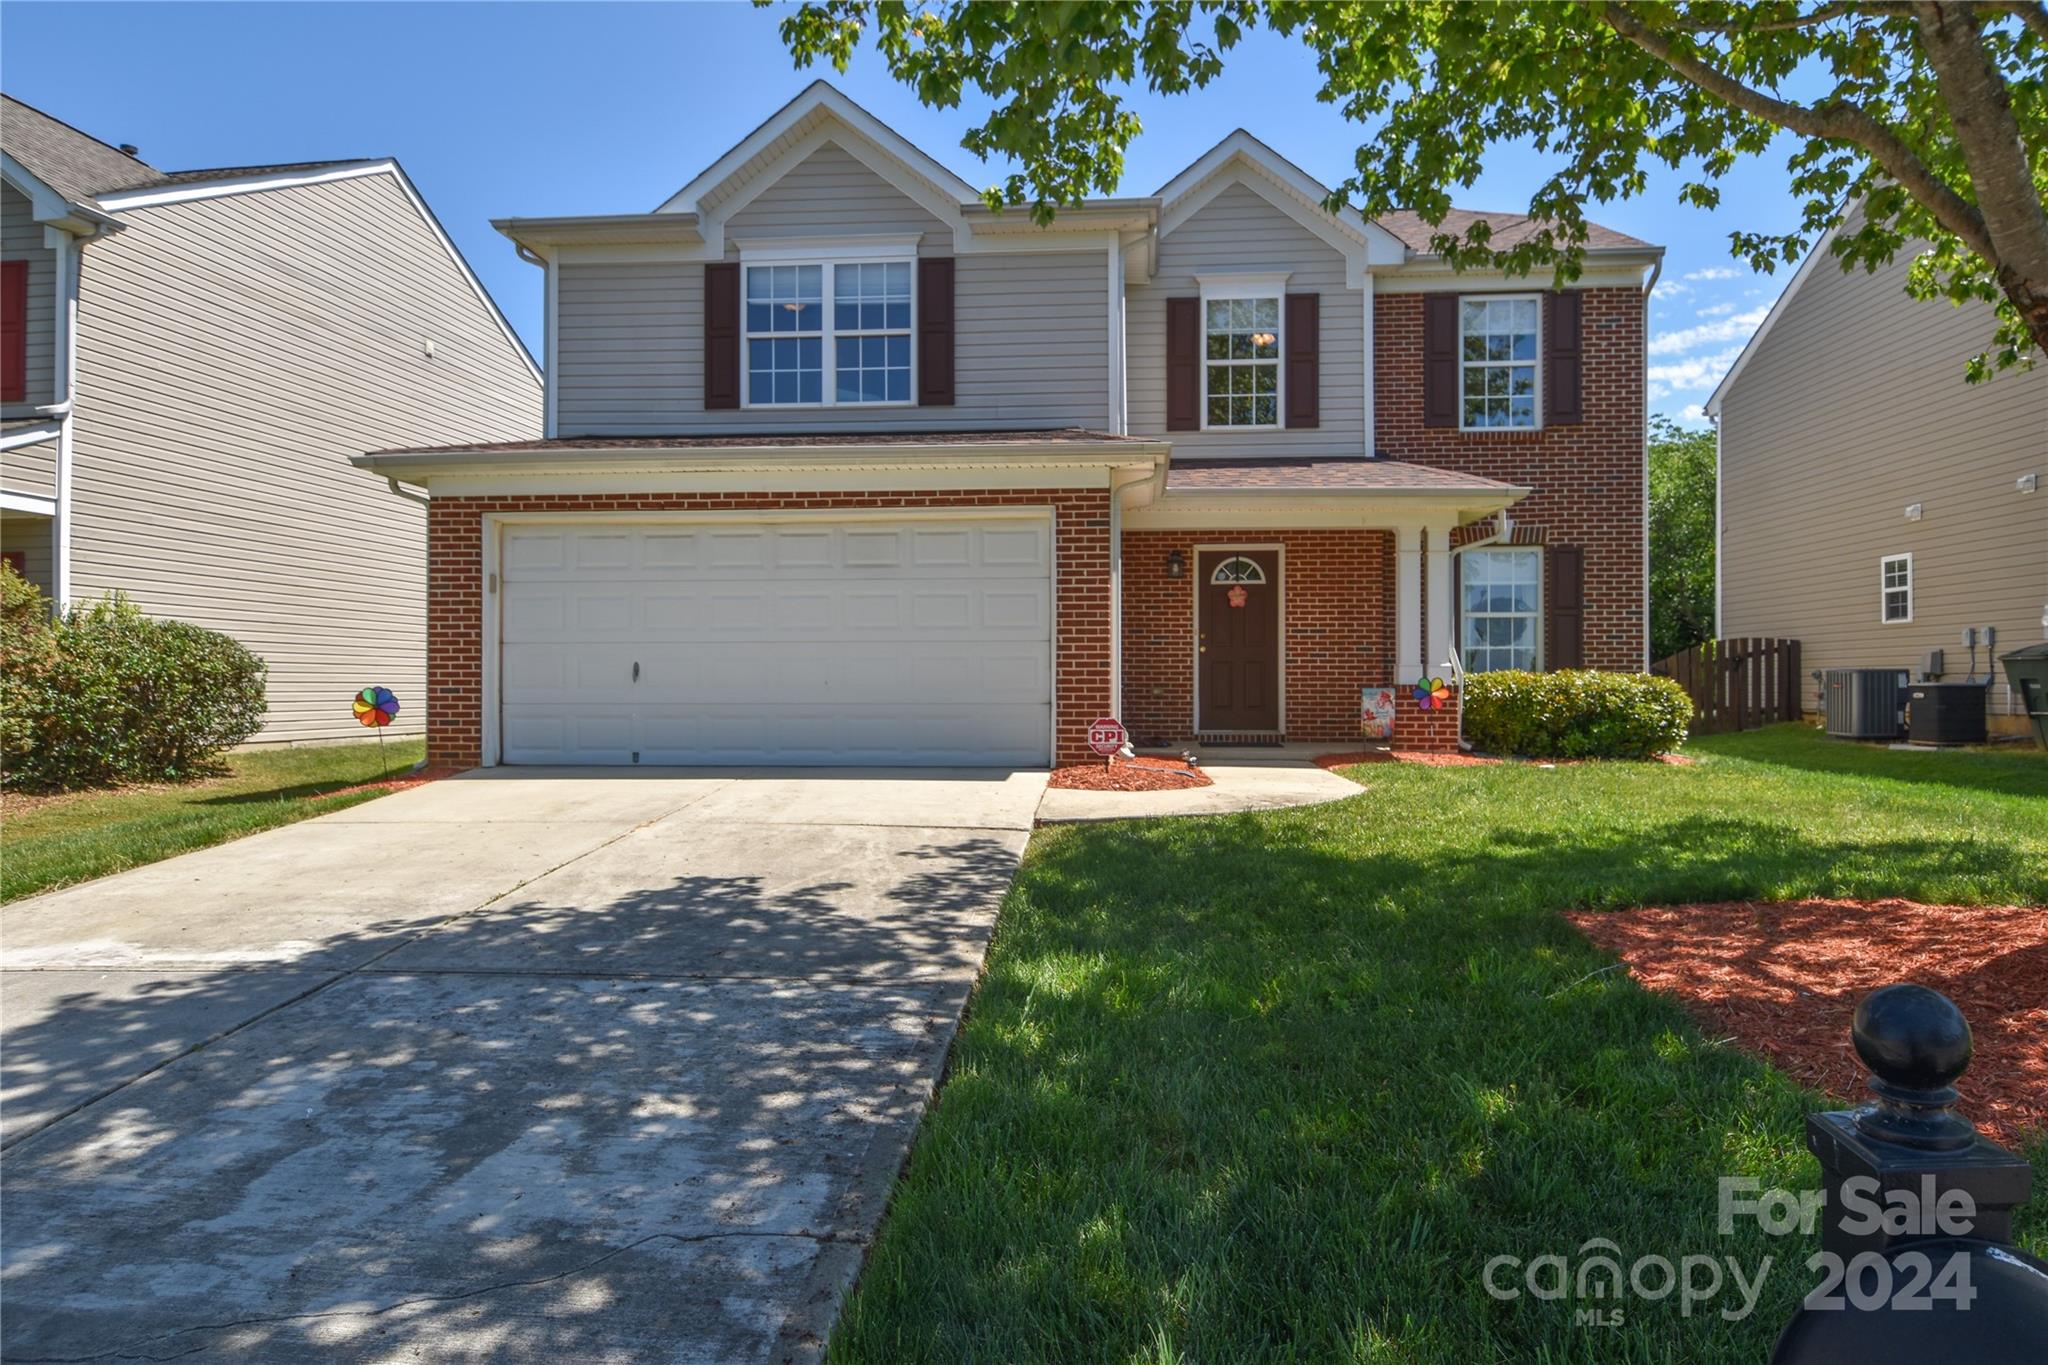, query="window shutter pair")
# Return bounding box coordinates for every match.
[1,260,27,404]
[702,259,955,411]
[1165,294,1319,431]
[1422,291,1584,428]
